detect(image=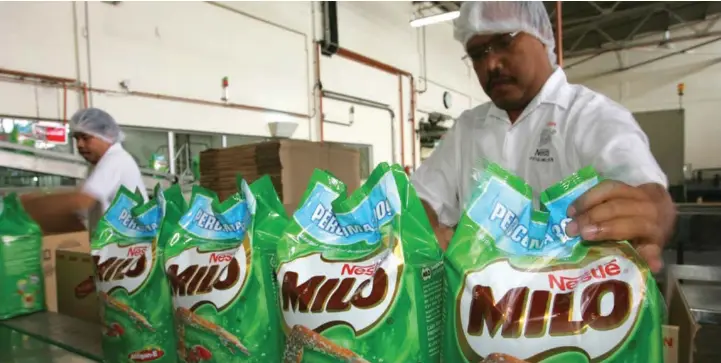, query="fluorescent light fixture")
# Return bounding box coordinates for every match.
[410,11,460,27]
